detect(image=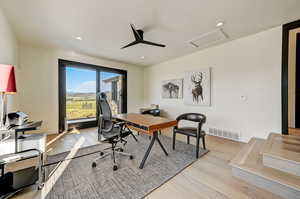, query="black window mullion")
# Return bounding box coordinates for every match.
[96,69,101,121]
